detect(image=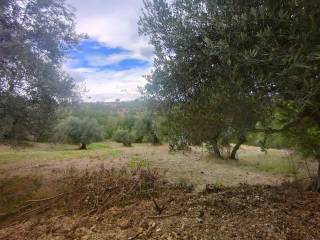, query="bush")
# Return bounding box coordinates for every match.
[113,129,133,146]
[53,117,103,149]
